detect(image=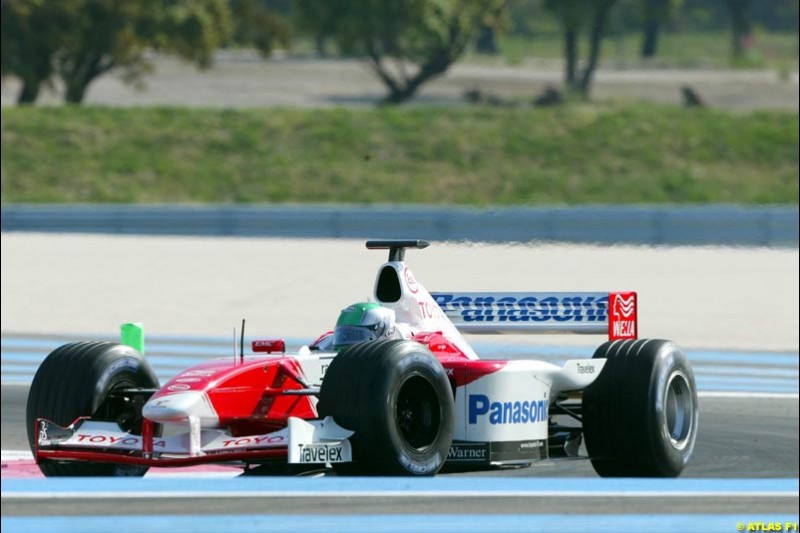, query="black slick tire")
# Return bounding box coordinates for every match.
[318,340,454,476]
[582,339,698,477]
[26,341,160,477]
